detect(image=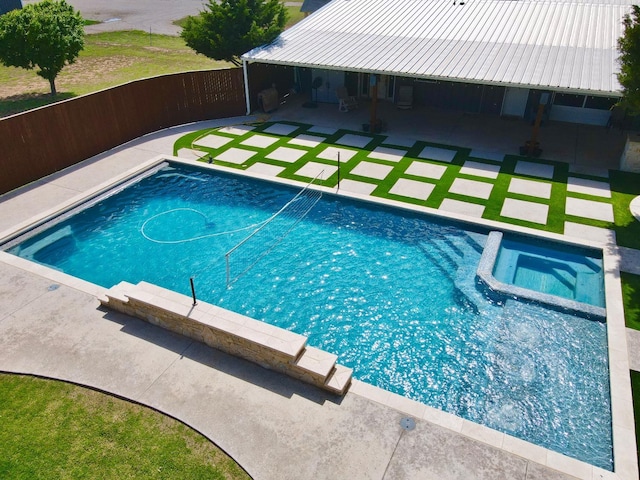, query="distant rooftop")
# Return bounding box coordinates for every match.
[300,0,331,14]
[0,0,22,15]
[244,0,632,95]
